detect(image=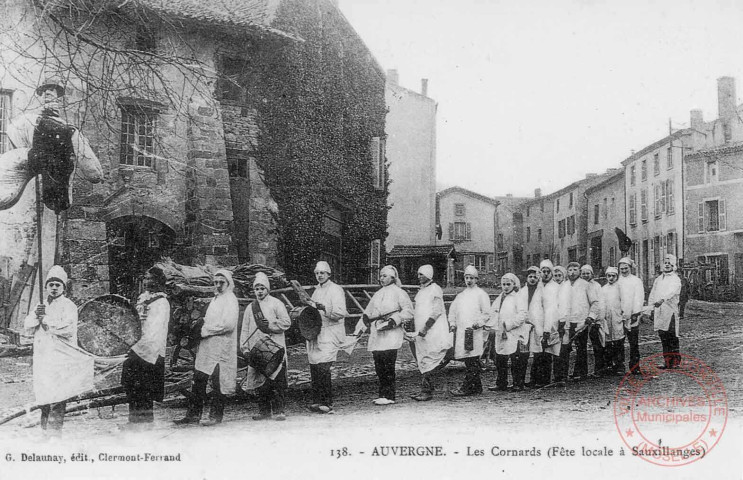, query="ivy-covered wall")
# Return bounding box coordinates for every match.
[222,0,389,284]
